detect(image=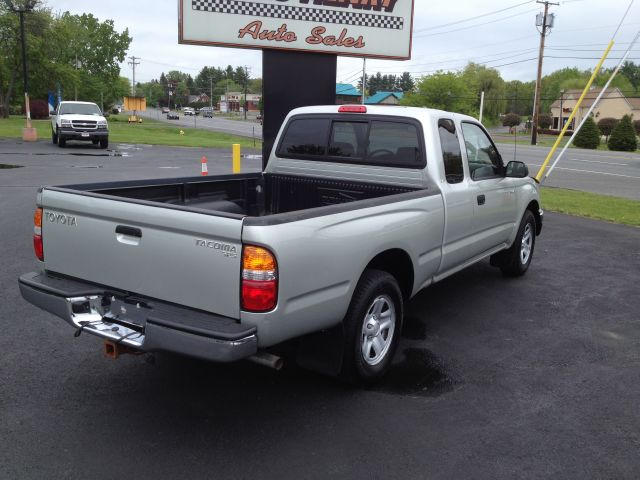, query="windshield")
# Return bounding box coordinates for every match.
[58,103,102,116]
